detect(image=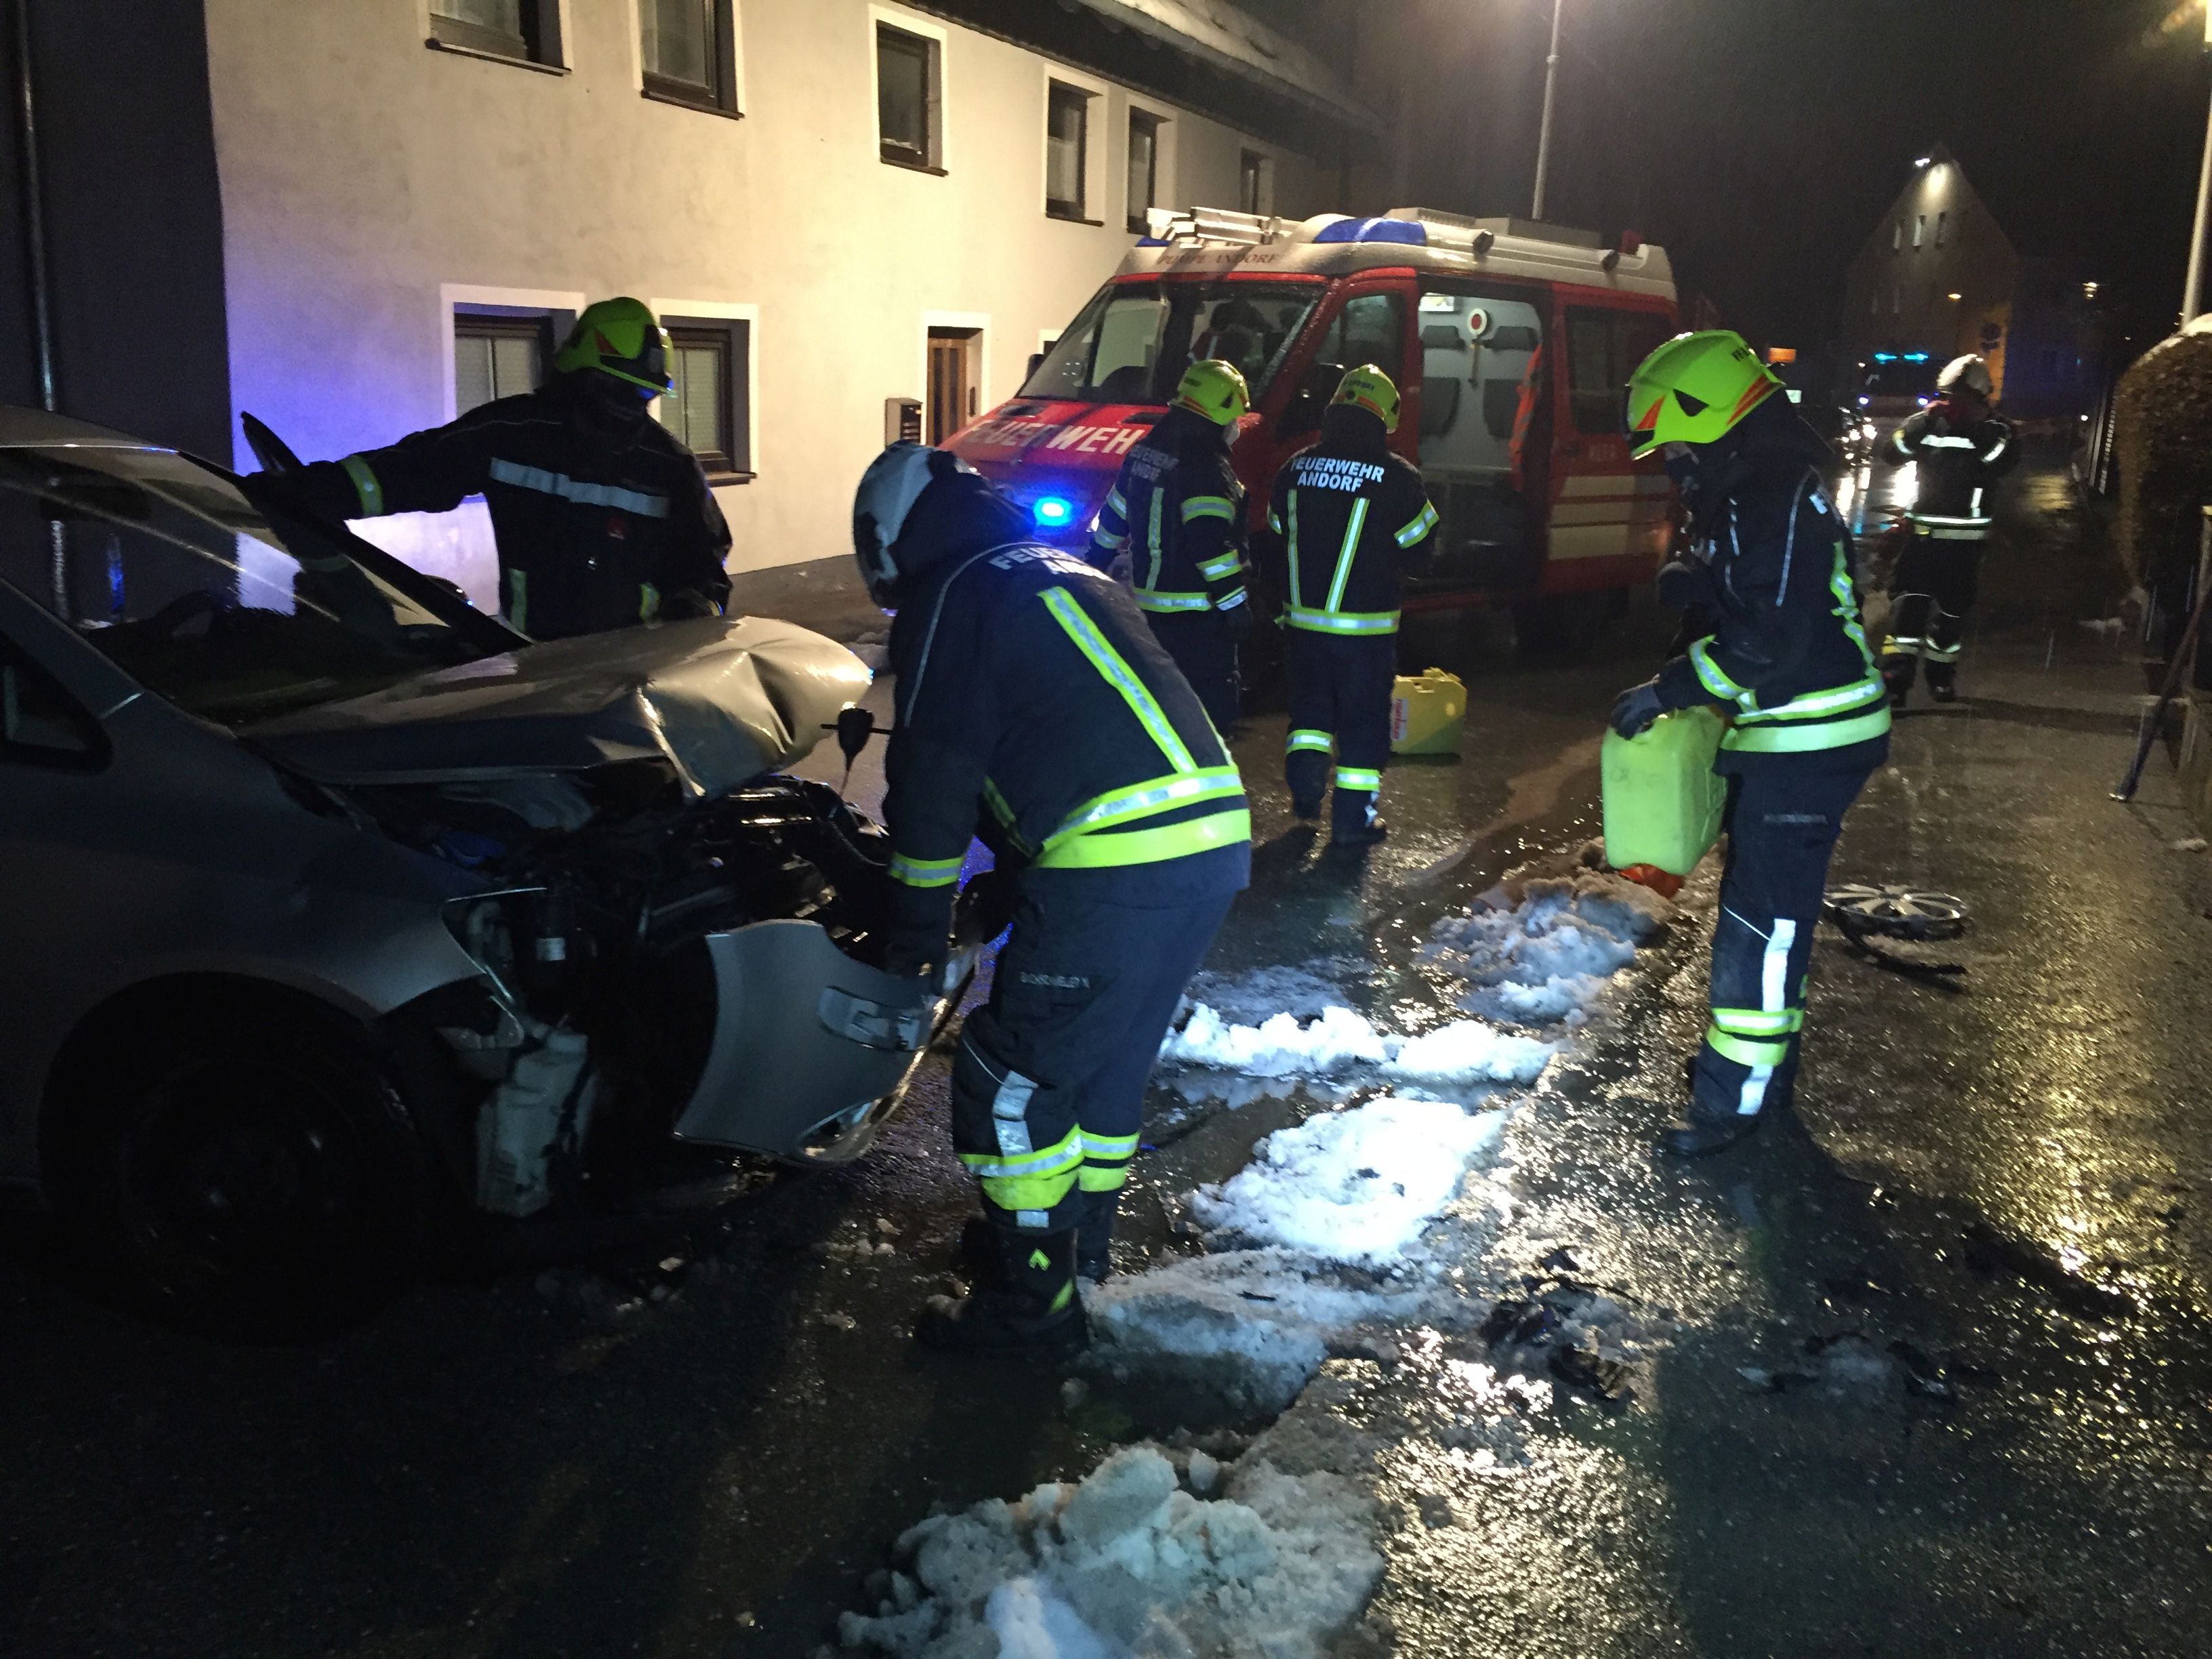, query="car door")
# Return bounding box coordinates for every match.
[1549,302,1676,590]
